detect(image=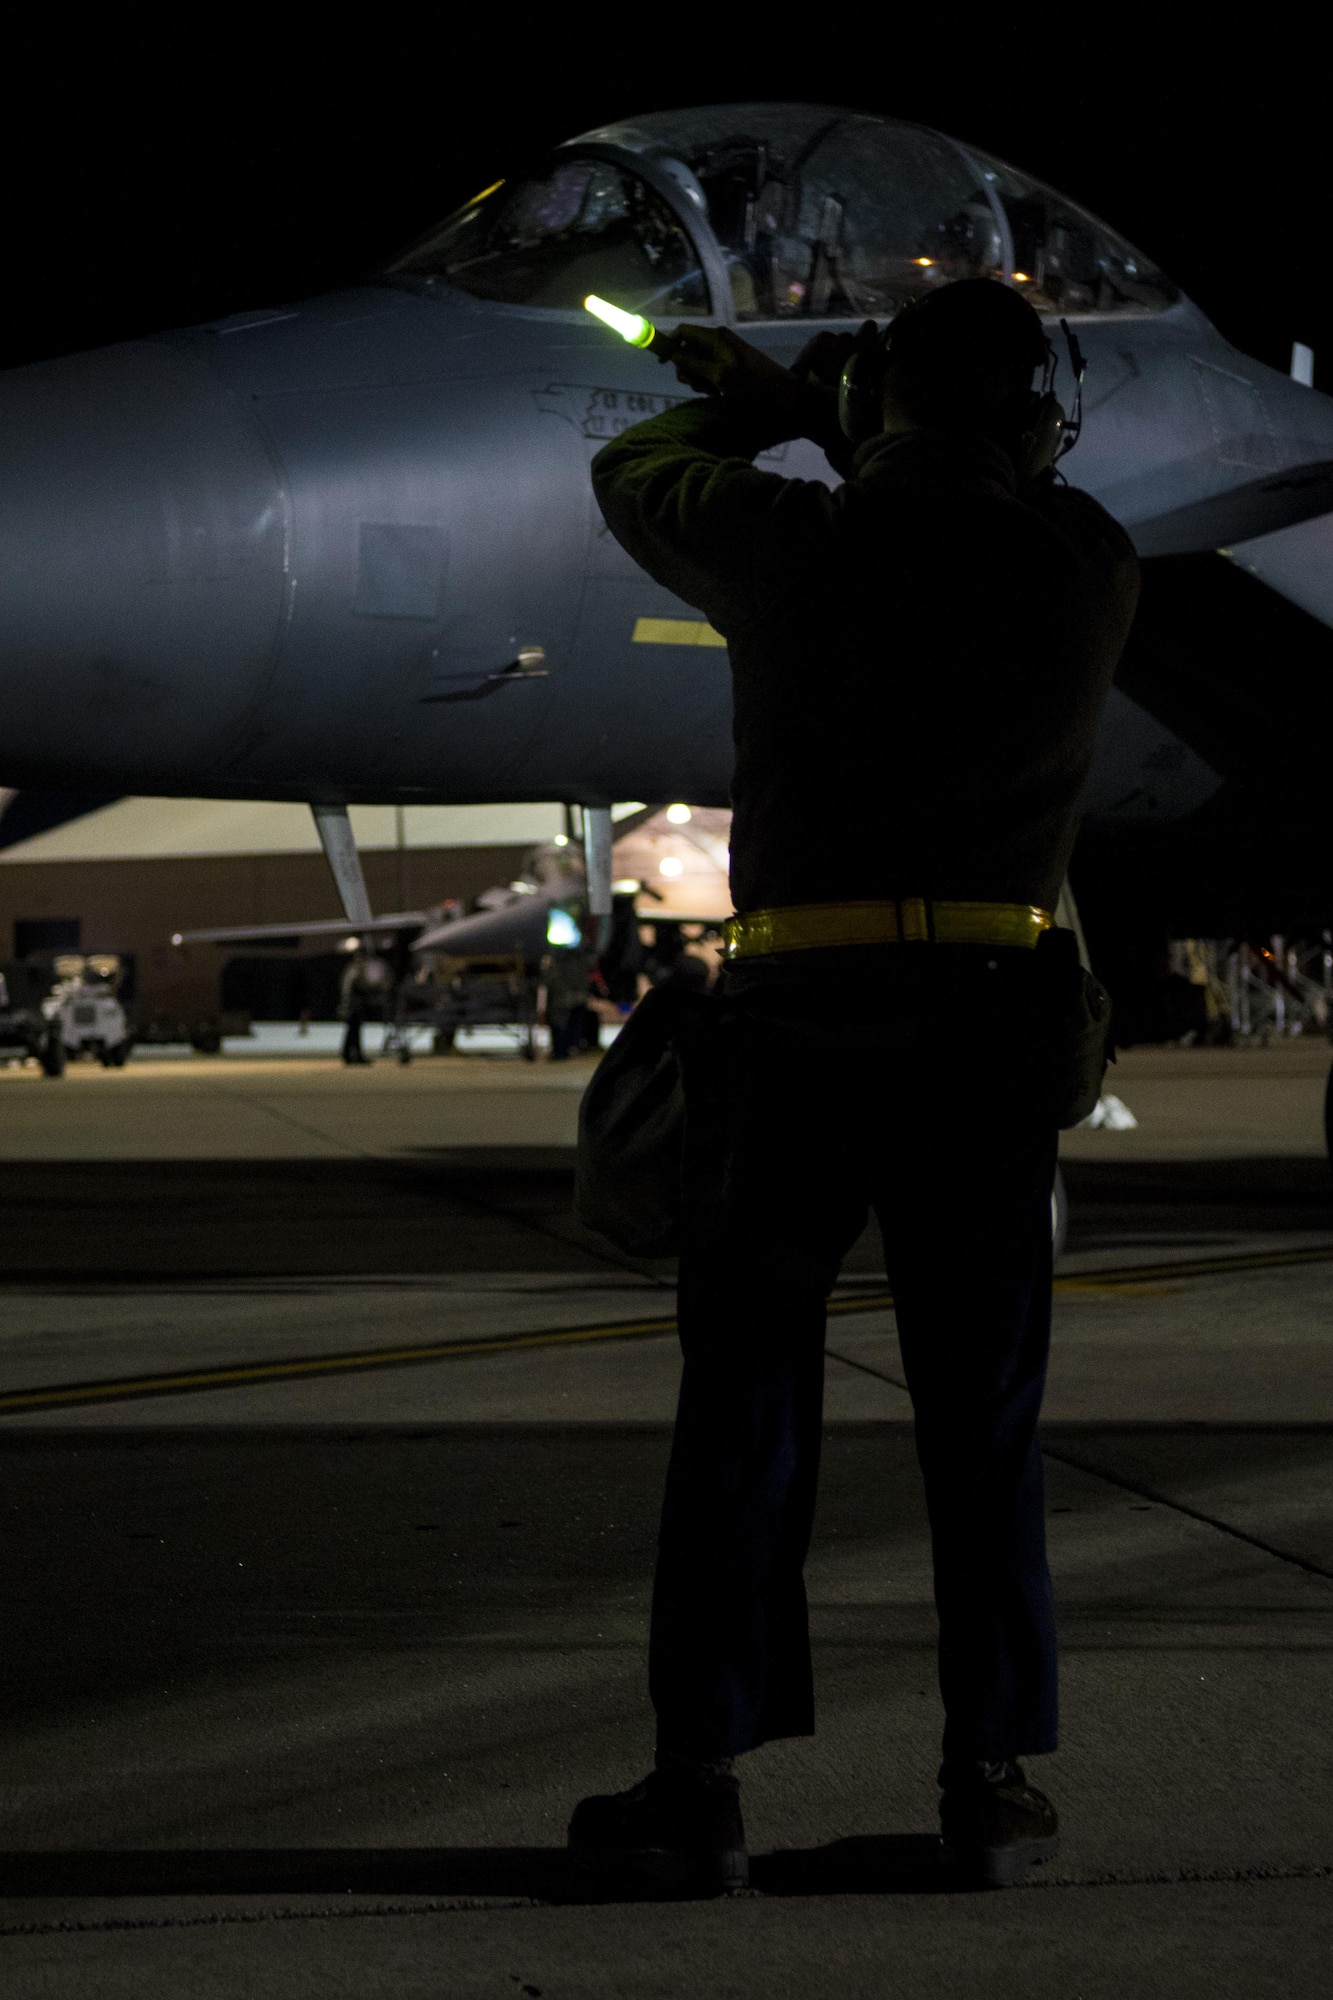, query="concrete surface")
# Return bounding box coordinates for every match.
[1059,1041,1330,1162]
[0,1045,1330,1995]
[0,1036,1328,1163]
